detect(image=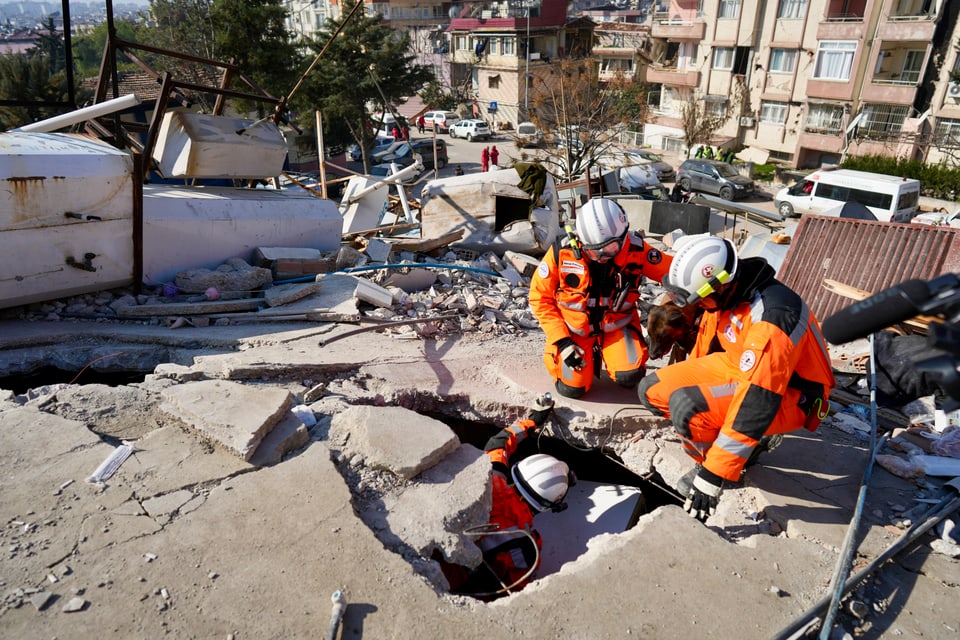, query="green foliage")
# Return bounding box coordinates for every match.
[72,20,145,78]
[751,163,776,182]
[840,155,960,201]
[419,80,457,111]
[211,0,301,111]
[0,54,78,129]
[291,0,433,169]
